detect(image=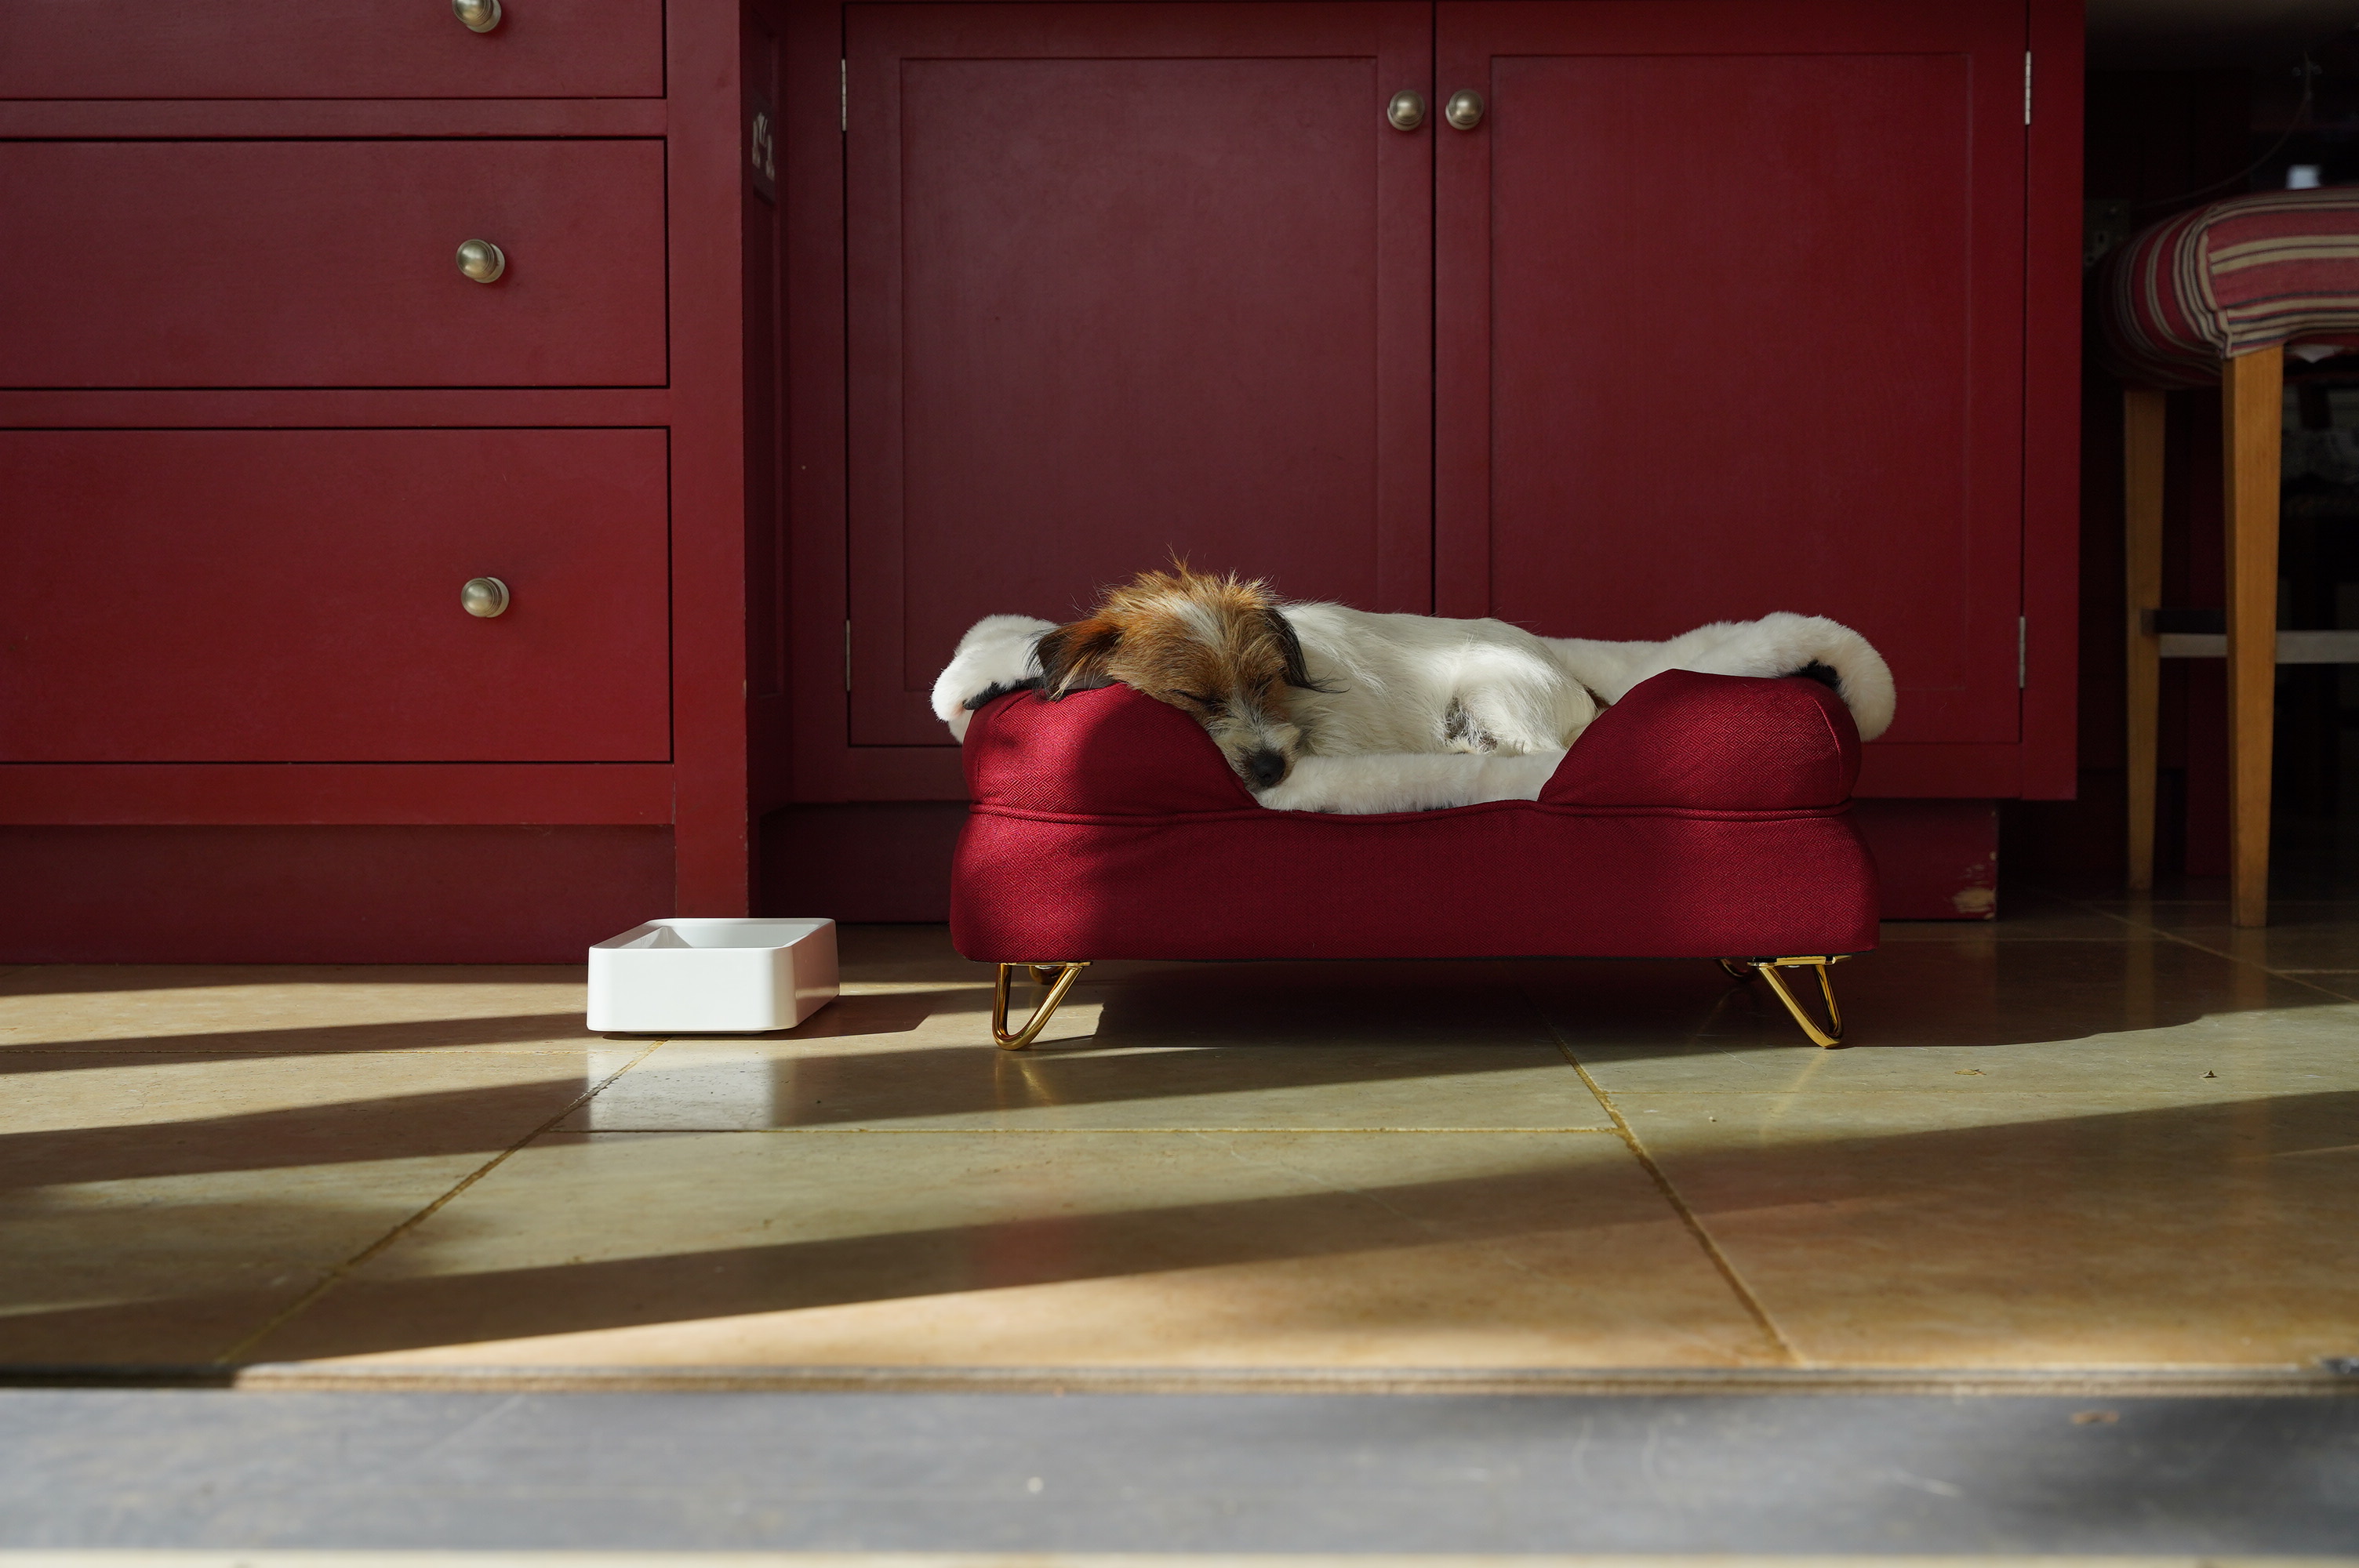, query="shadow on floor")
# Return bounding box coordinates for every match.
[0,1013,596,1070]
[2,1088,2352,1366]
